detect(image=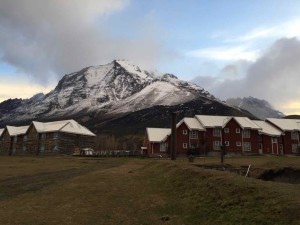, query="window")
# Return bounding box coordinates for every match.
[213,141,221,150]
[224,128,229,133]
[53,132,58,139]
[183,143,188,149]
[213,128,221,137]
[51,145,58,152]
[224,141,230,146]
[41,133,46,140]
[23,135,28,141]
[259,143,262,150]
[236,141,241,147]
[272,138,277,143]
[160,143,167,152]
[183,130,188,135]
[190,130,198,139]
[39,144,45,152]
[243,129,250,138]
[243,142,251,151]
[236,128,240,133]
[292,144,299,153]
[190,143,198,149]
[291,132,299,140]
